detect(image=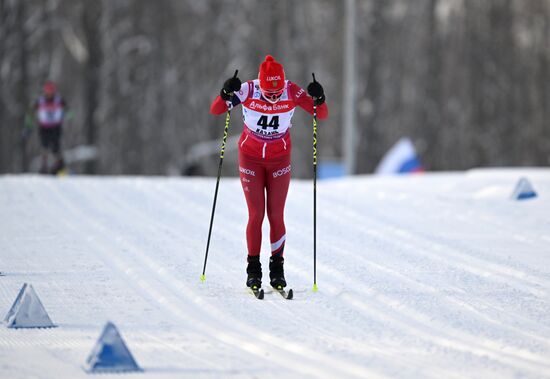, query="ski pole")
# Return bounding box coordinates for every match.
[312,73,319,292]
[201,70,238,282]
